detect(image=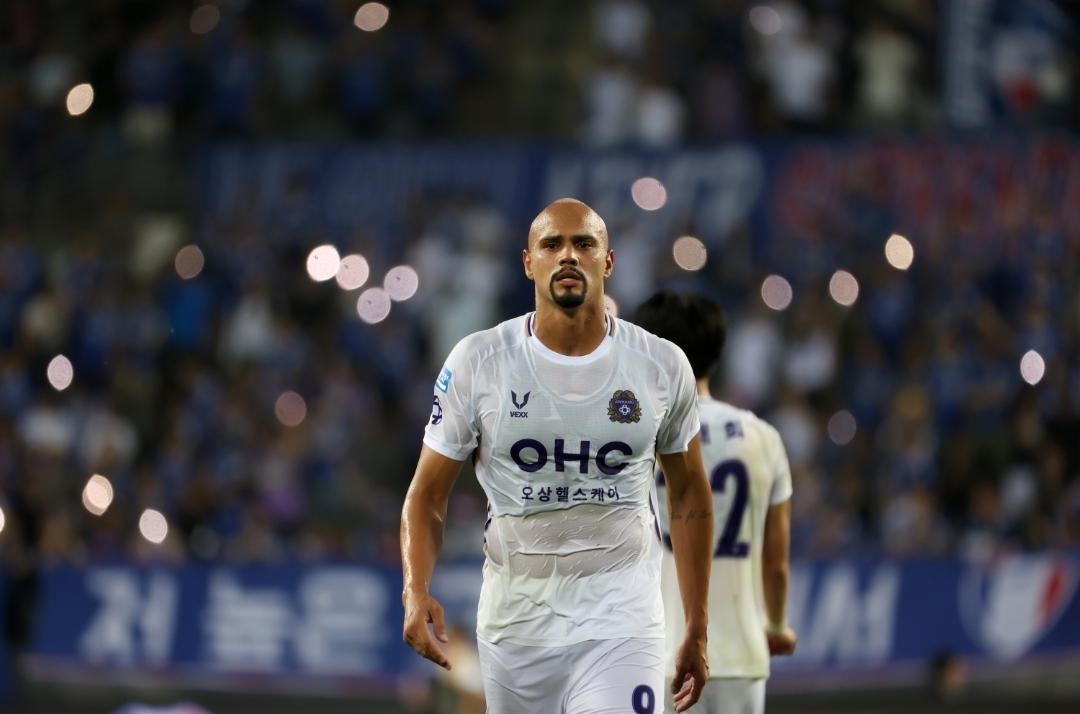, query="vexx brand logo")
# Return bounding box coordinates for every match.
[510,390,530,418]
